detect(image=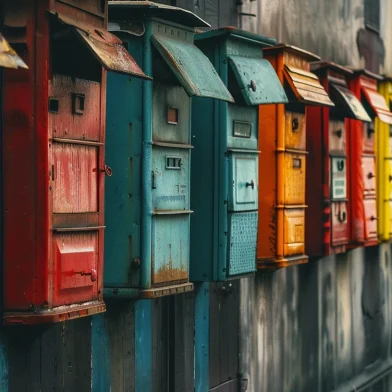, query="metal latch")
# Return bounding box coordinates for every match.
[75,269,97,282]
[99,165,112,176]
[246,180,255,190]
